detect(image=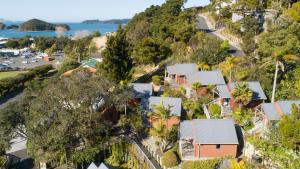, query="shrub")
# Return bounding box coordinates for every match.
[209,104,221,119]
[182,159,220,169]
[58,60,81,74]
[152,75,162,86]
[0,65,53,97]
[161,150,180,168]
